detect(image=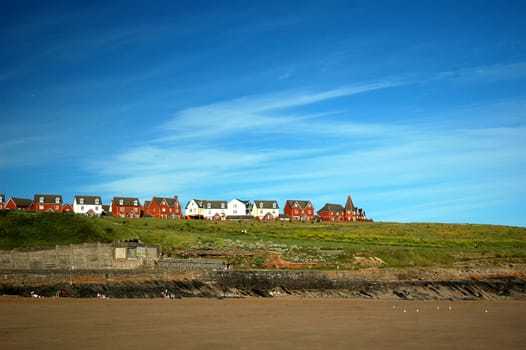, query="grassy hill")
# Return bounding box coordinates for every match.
[1,211,525,269]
